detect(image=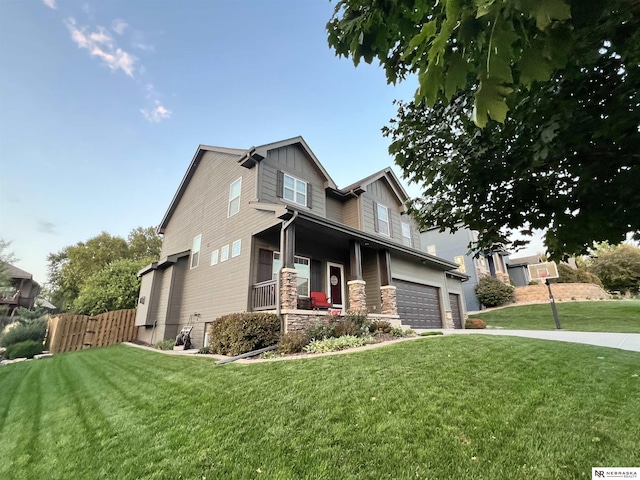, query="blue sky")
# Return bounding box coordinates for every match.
[0,0,543,285]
